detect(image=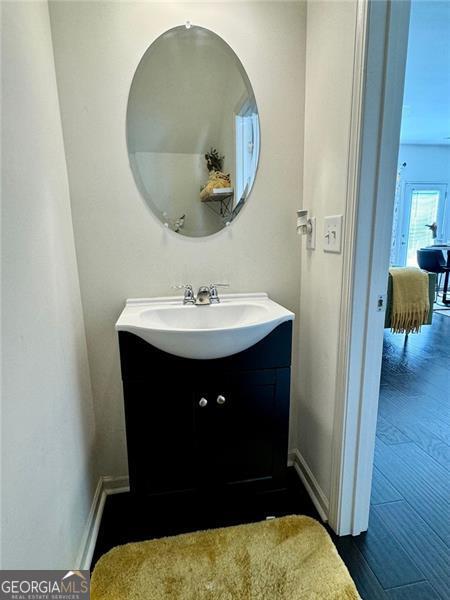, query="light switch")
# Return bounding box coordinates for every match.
[323,215,343,253]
